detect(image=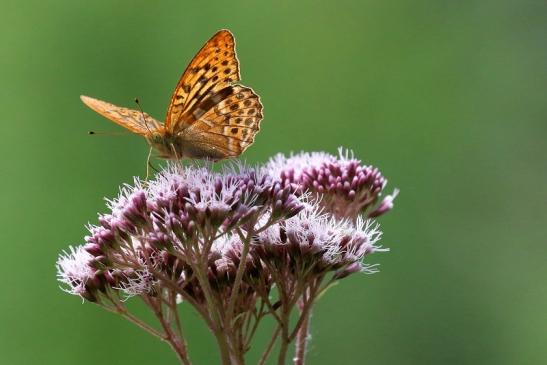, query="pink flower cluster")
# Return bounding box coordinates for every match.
[57,149,396,365]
